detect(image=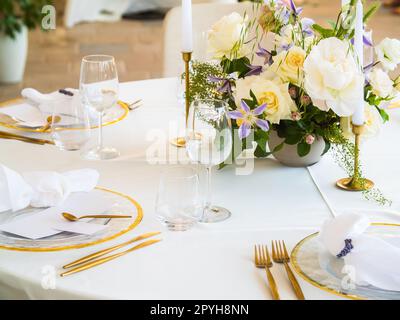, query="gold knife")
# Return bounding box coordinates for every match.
[0,131,54,145]
[63,231,161,269]
[60,239,161,277]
